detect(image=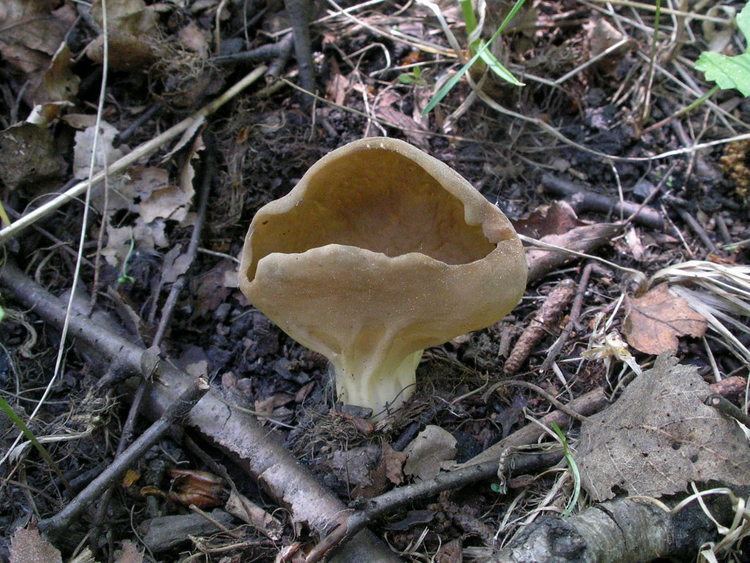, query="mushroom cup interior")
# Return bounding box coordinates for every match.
[245,147,496,280]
